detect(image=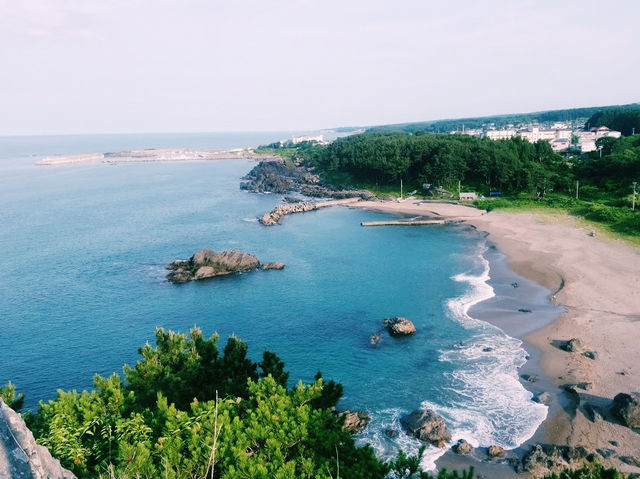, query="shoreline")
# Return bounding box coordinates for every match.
[36,148,278,165]
[348,199,640,475]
